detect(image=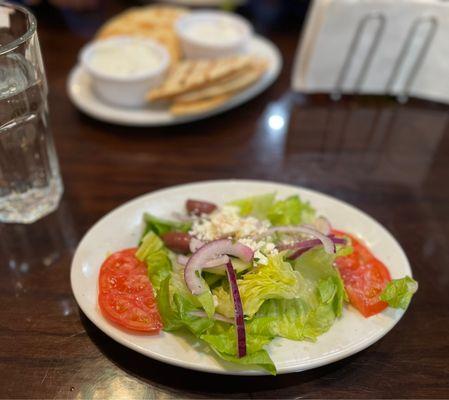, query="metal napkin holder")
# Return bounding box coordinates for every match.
[331,12,438,103]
